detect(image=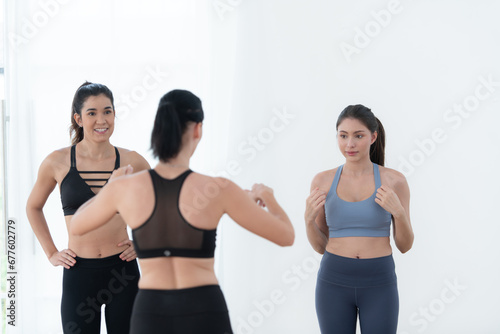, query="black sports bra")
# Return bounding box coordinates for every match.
[132,169,217,259]
[60,145,120,216]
